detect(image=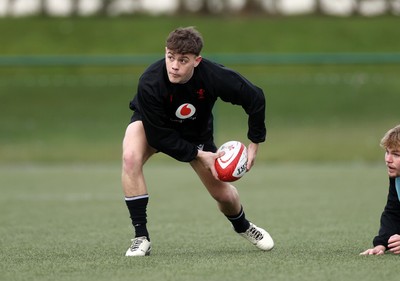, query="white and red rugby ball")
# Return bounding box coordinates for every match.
[215,141,248,182]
